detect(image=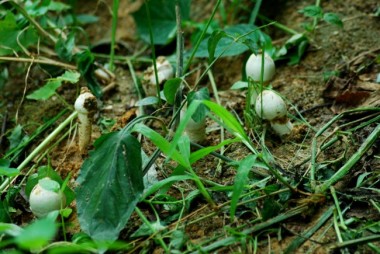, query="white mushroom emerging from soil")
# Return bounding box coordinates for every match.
[29,177,66,218]
[245,53,276,104]
[143,56,174,96]
[255,90,293,136]
[74,87,97,152]
[183,112,206,143]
